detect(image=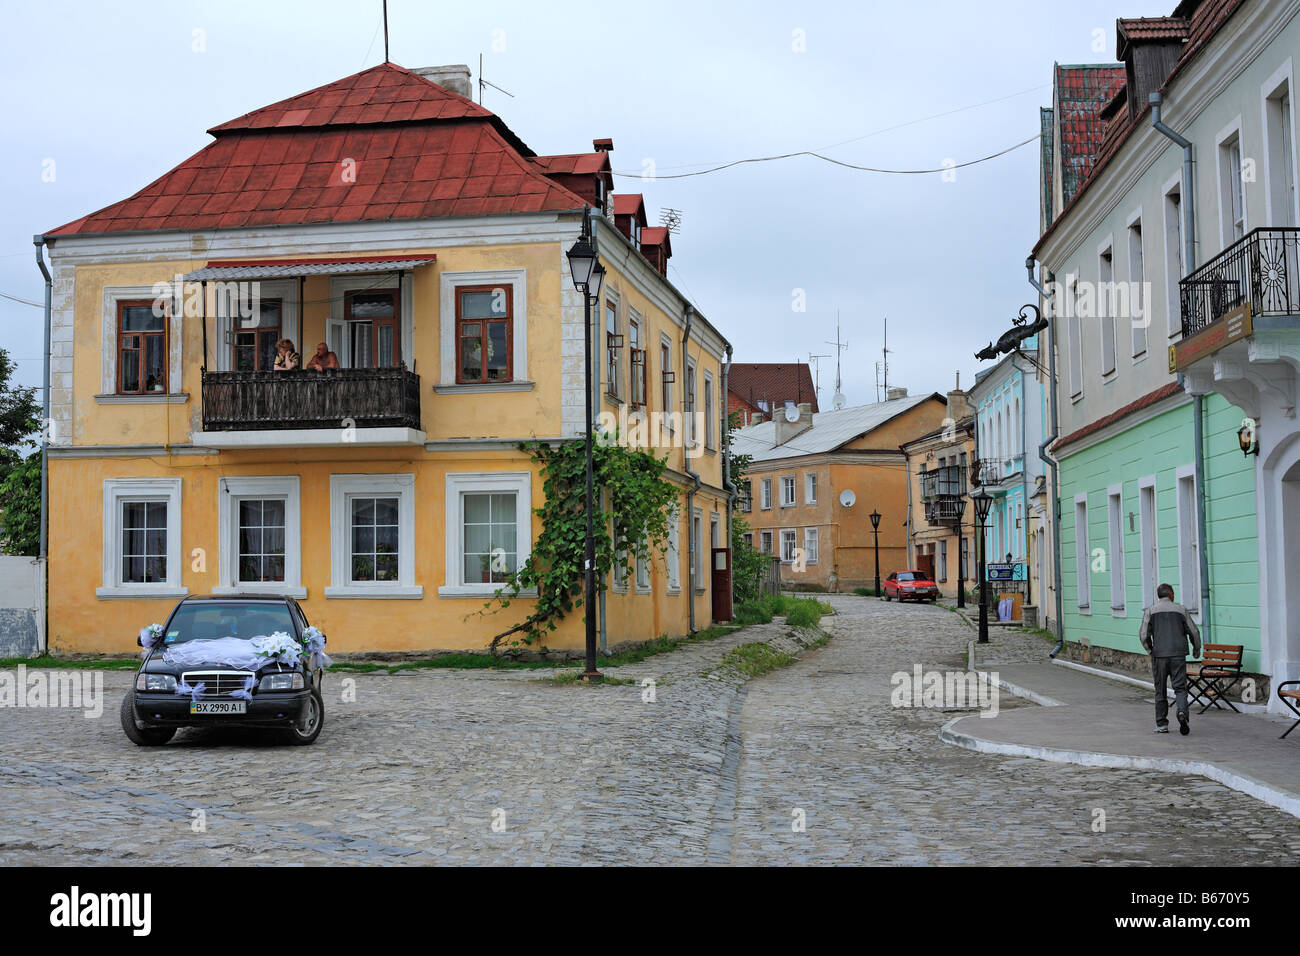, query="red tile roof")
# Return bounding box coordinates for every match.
[727,363,819,413]
[1117,15,1191,54]
[47,62,592,237]
[612,193,646,221]
[1036,0,1246,254]
[1053,65,1127,208]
